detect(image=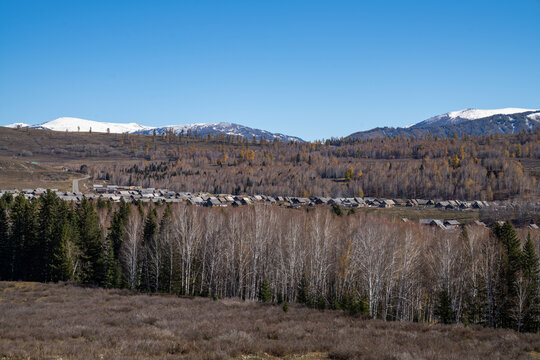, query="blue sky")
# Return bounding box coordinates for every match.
[1,0,539,140]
